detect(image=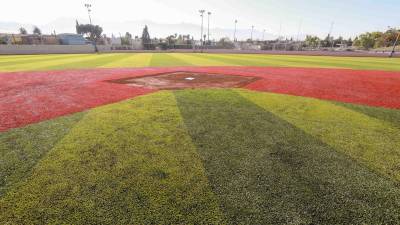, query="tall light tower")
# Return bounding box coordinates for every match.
[199,10,205,47]
[84,3,93,24]
[328,22,335,49]
[207,12,211,44]
[251,25,255,41]
[262,29,266,41]
[234,20,238,42]
[84,3,98,52]
[296,20,302,42]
